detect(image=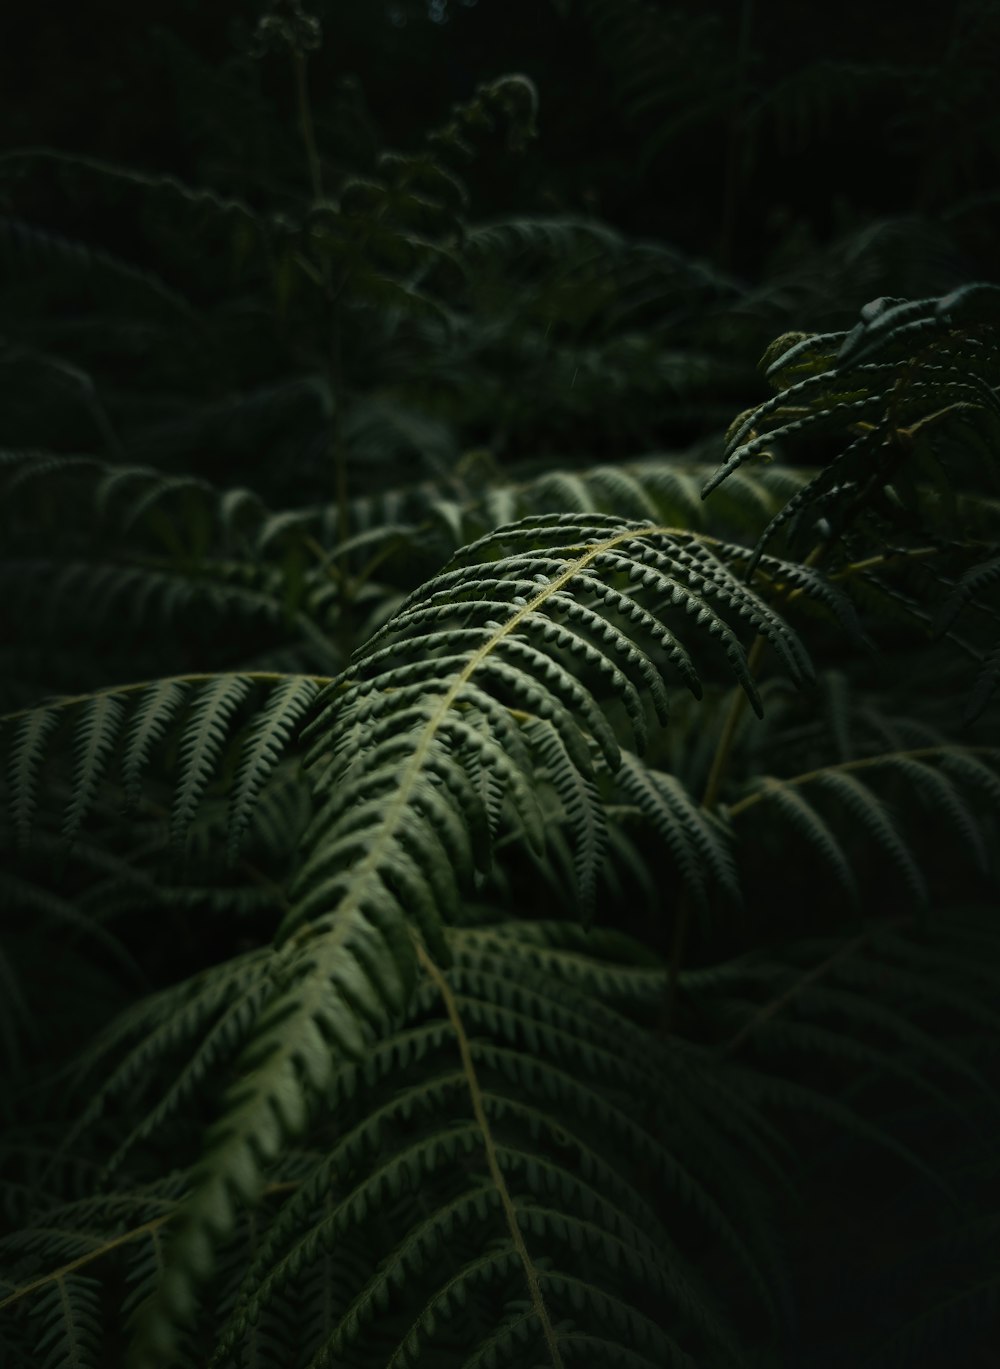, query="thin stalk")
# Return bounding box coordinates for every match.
[293,50,324,204]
